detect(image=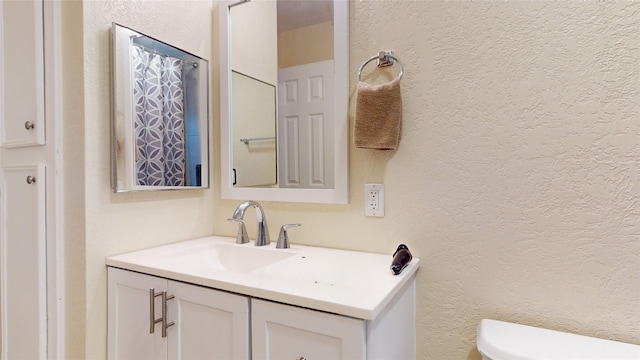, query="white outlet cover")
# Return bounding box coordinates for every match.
[365,183,385,217]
